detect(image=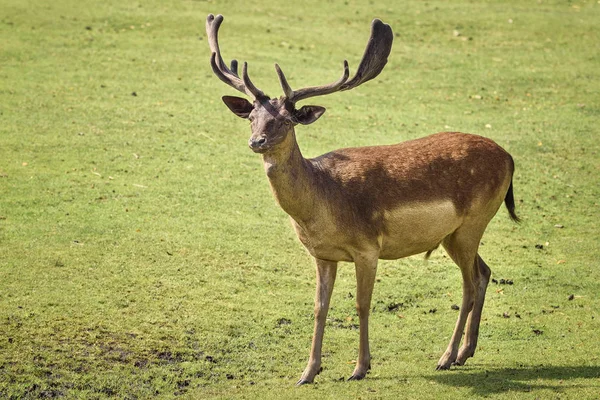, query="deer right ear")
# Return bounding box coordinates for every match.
[222,96,253,119]
[294,105,326,125]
